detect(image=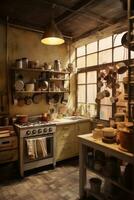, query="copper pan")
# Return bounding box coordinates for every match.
[121,32,134,51]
